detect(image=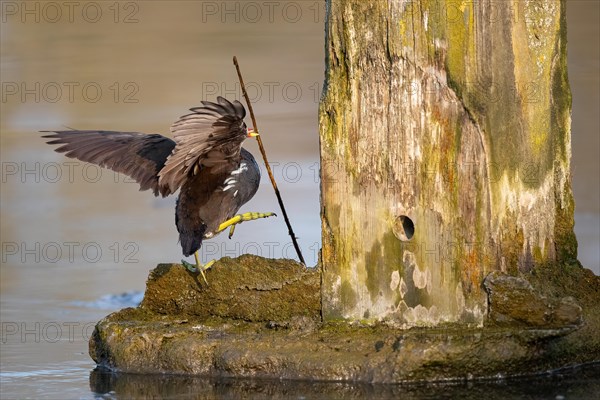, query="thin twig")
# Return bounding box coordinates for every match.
[233,56,306,265]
